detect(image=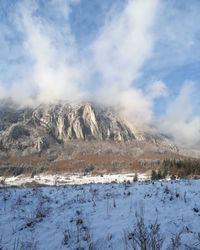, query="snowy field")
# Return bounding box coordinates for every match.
[0,172,149,187]
[1,180,200,249]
